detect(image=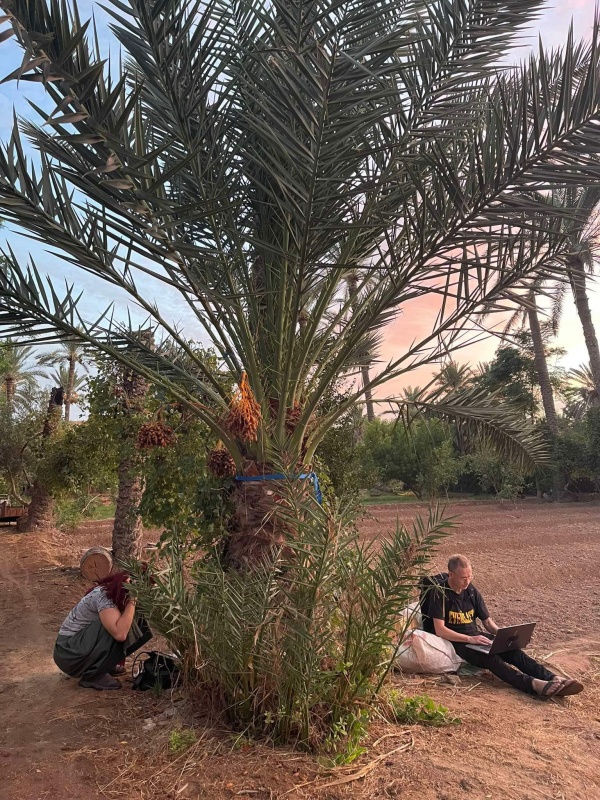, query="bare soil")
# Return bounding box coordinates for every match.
[1,504,599,800]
